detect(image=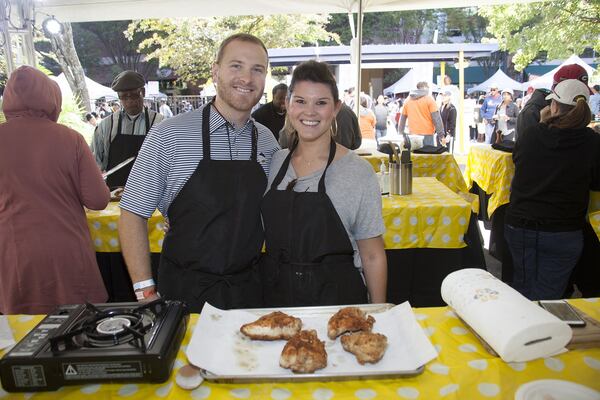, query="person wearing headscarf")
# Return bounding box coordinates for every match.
[0,66,110,314]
